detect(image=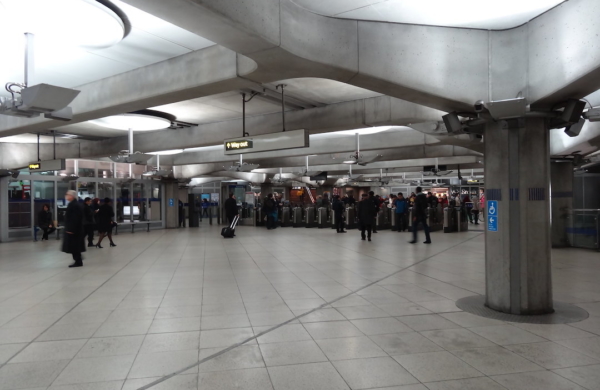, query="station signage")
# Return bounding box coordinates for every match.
[487,200,498,232]
[28,159,65,172]
[224,129,309,155]
[225,140,253,152]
